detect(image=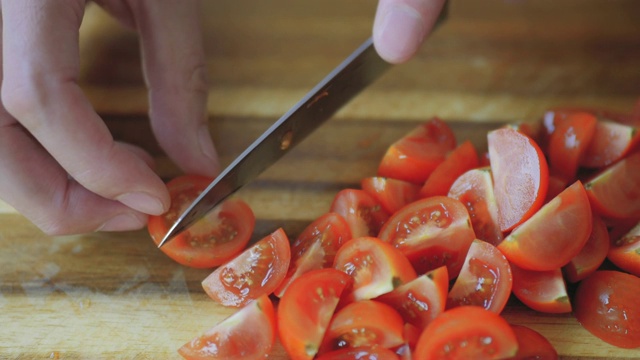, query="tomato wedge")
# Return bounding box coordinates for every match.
[563,214,610,283]
[507,325,558,360]
[361,177,420,215]
[607,221,640,277]
[446,239,512,314]
[148,175,255,269]
[274,212,351,297]
[545,111,597,182]
[580,120,640,168]
[510,264,571,313]
[574,270,640,349]
[488,127,549,232]
[419,140,479,198]
[413,306,518,359]
[330,189,389,238]
[278,268,352,360]
[315,346,400,360]
[378,196,476,277]
[202,228,291,307]
[497,181,592,271]
[178,294,276,360]
[377,117,457,184]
